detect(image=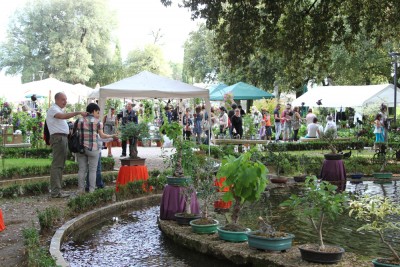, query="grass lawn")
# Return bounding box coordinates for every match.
[0,158,53,170]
